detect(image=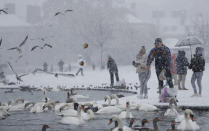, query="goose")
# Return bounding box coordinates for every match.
[164,98,178,117]
[108,116,132,131]
[167,120,176,131]
[119,102,133,119]
[177,109,200,130]
[59,105,85,125]
[42,124,50,131]
[111,94,119,105]
[131,118,150,130]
